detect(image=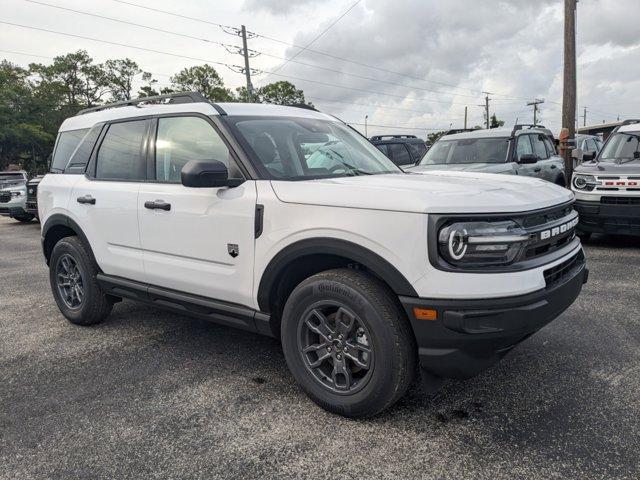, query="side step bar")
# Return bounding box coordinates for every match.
[97,273,273,337]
